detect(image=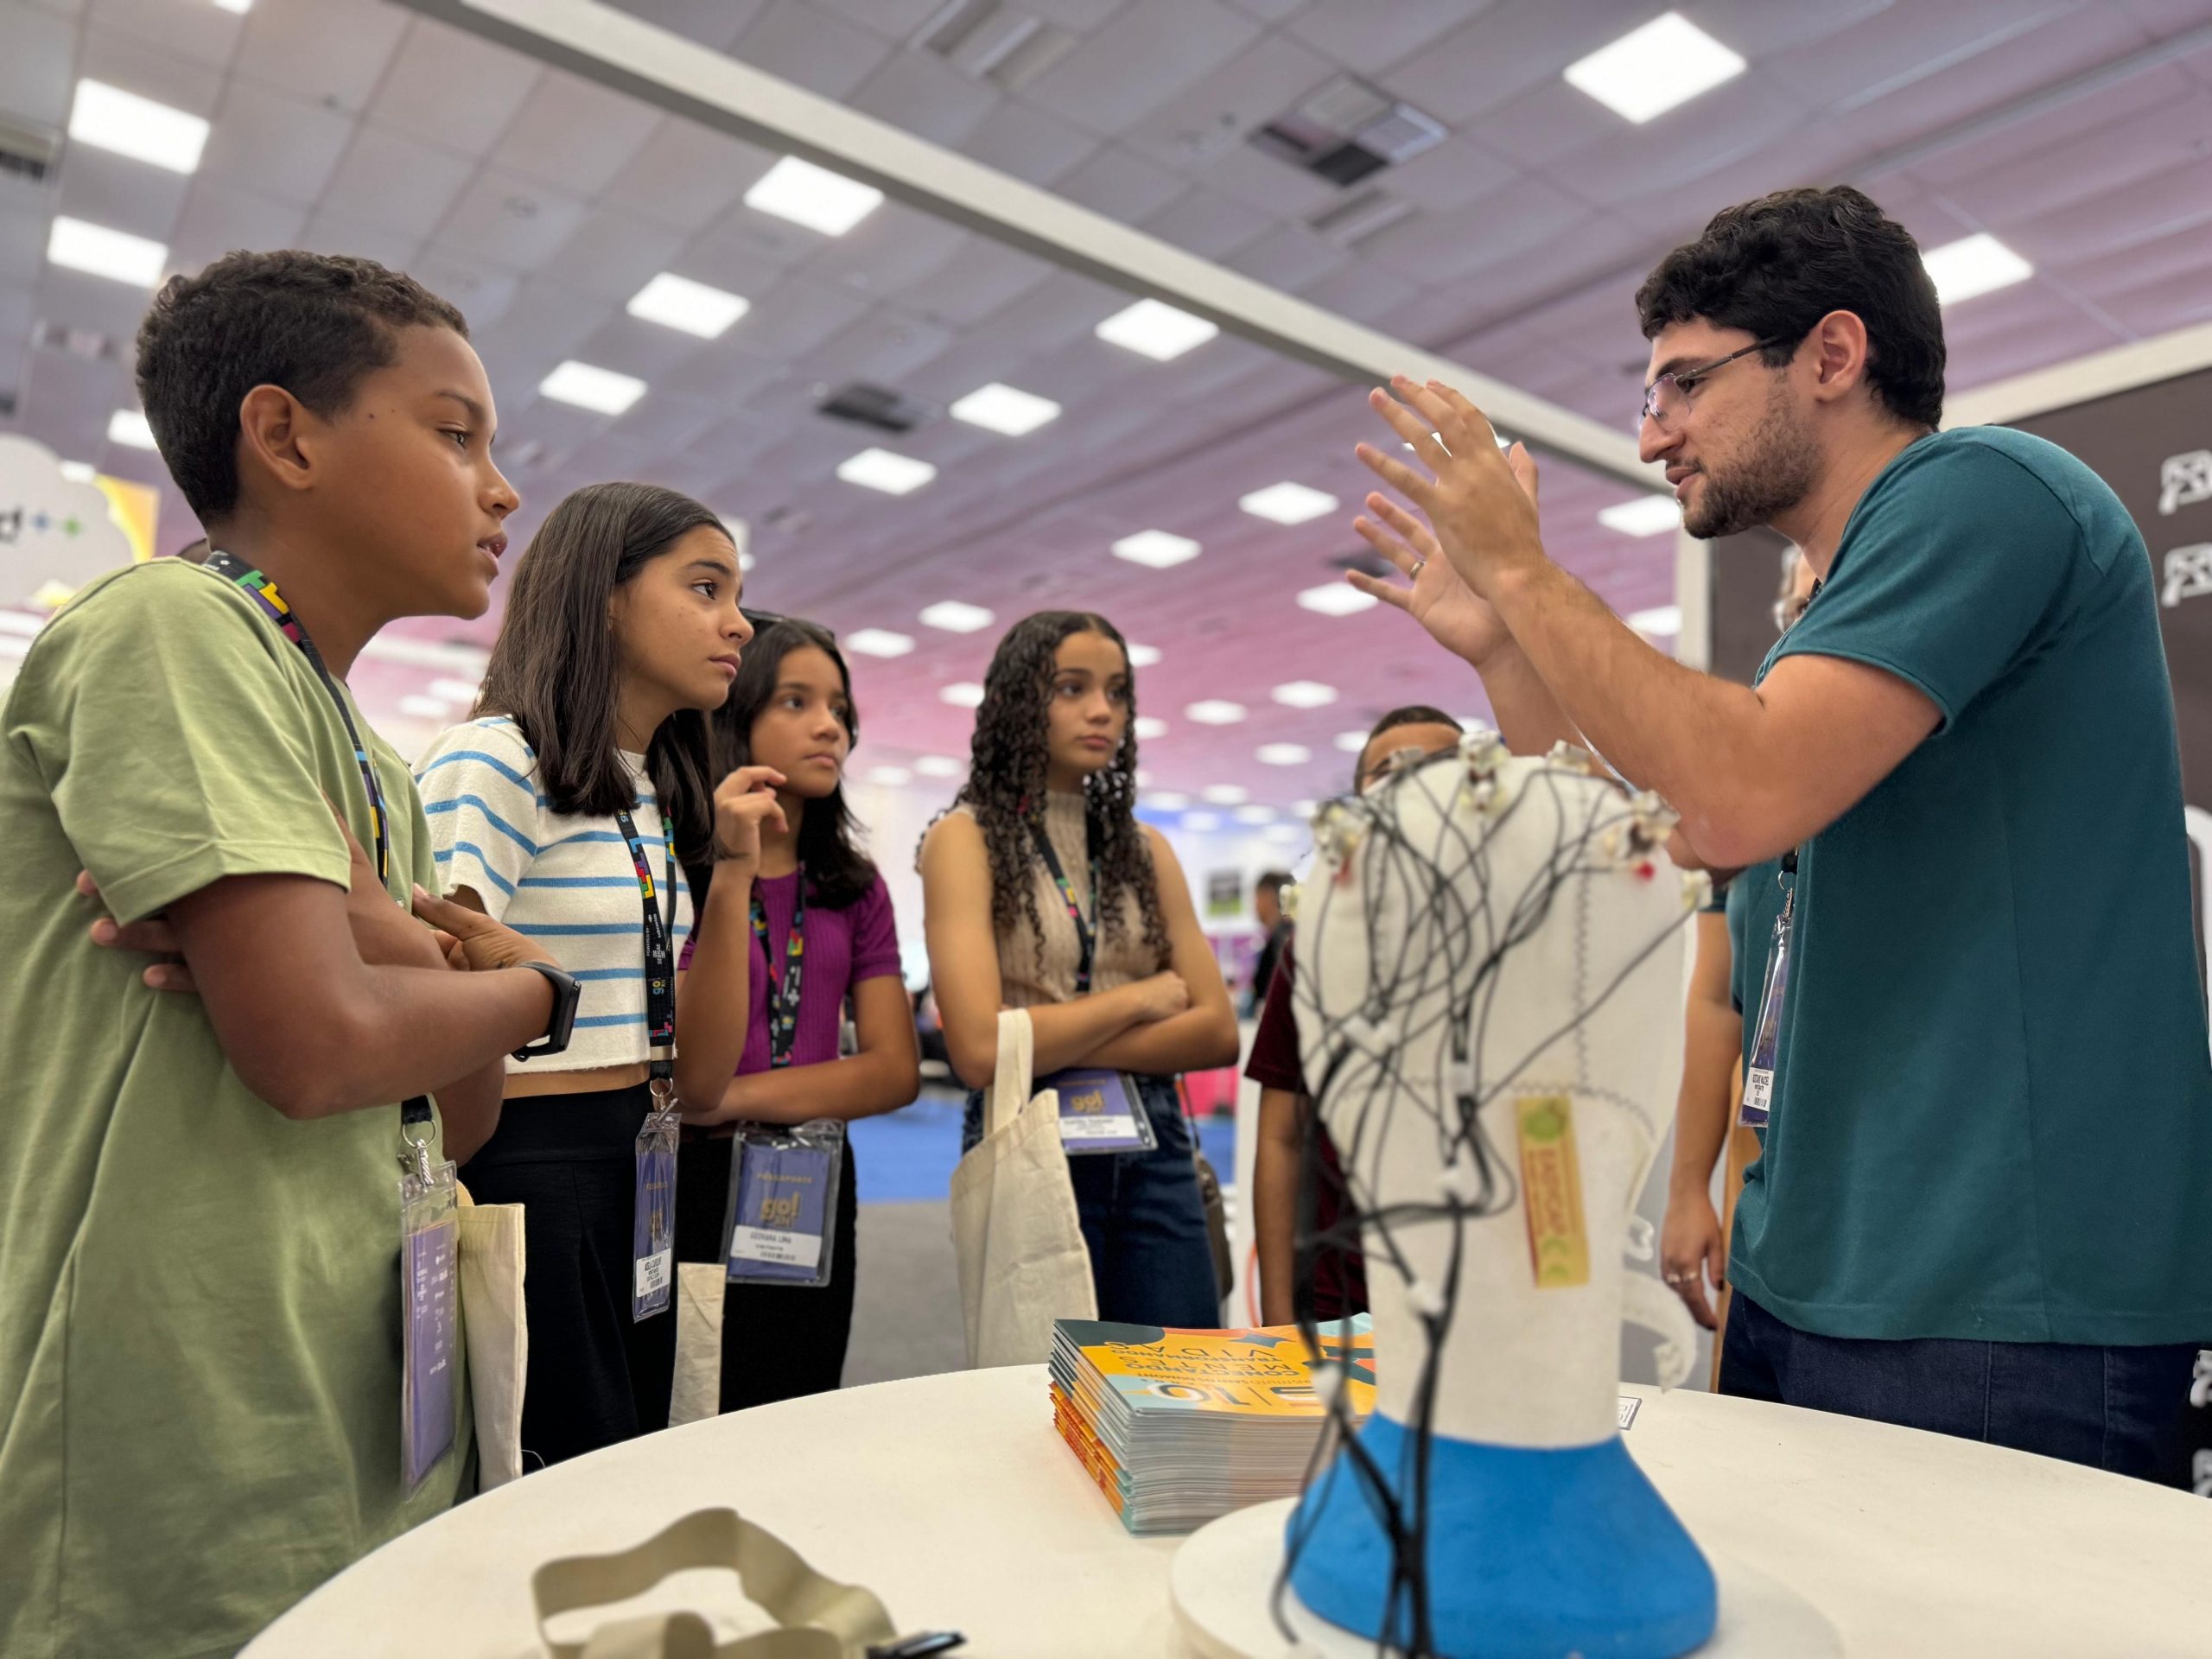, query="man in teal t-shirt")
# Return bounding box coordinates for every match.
[1347,185,2210,1483]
